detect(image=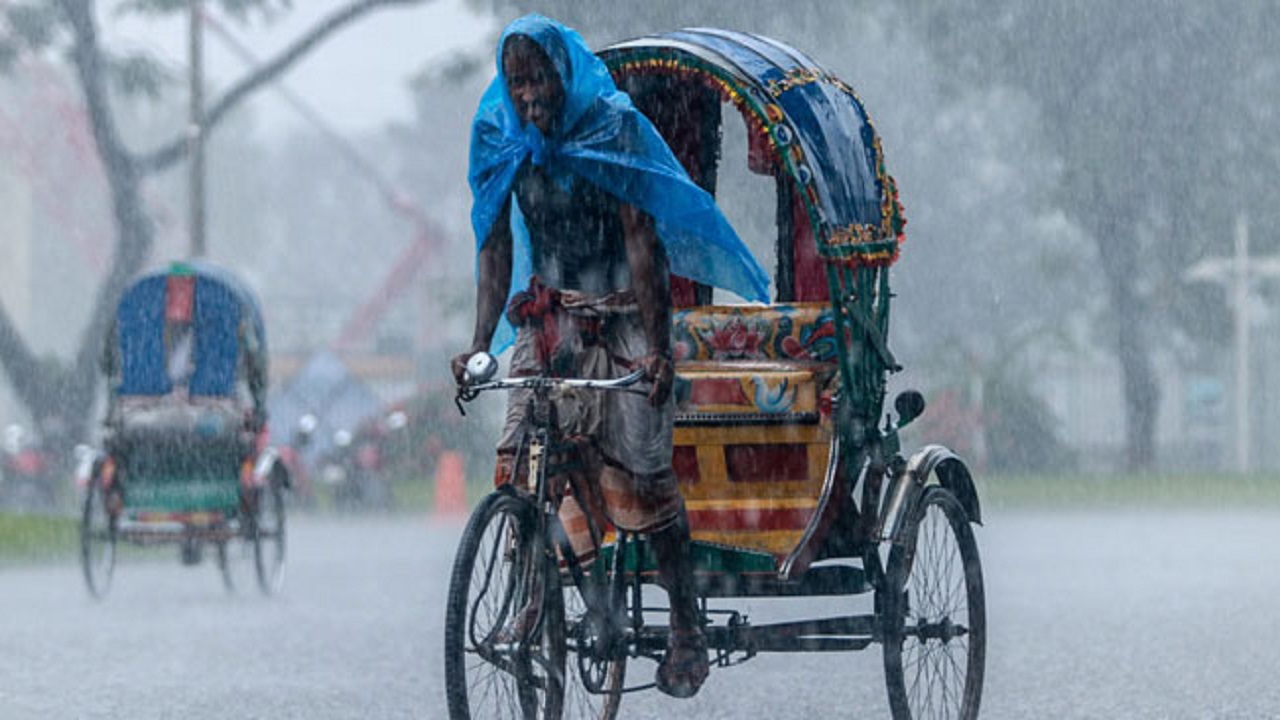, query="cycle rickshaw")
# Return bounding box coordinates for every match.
[446,28,985,719]
[78,261,290,598]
